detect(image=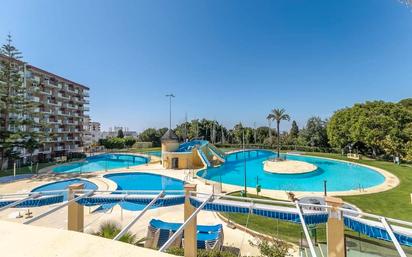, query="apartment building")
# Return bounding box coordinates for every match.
[0,55,90,161]
[89,121,101,132]
[83,119,101,146]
